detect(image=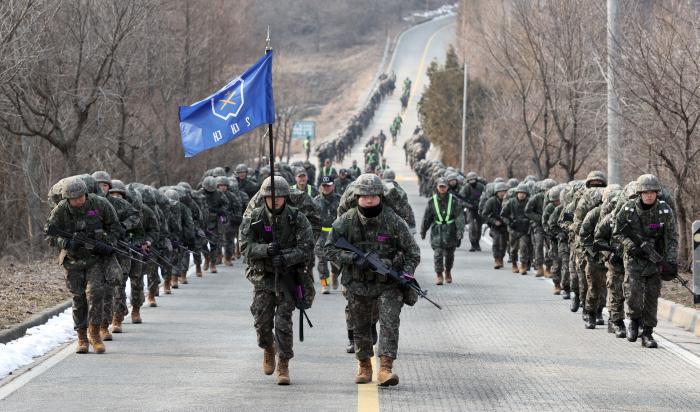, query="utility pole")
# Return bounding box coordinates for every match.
[460,62,468,174]
[607,0,623,184]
